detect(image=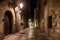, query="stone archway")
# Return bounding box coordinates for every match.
[4,11,13,36]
